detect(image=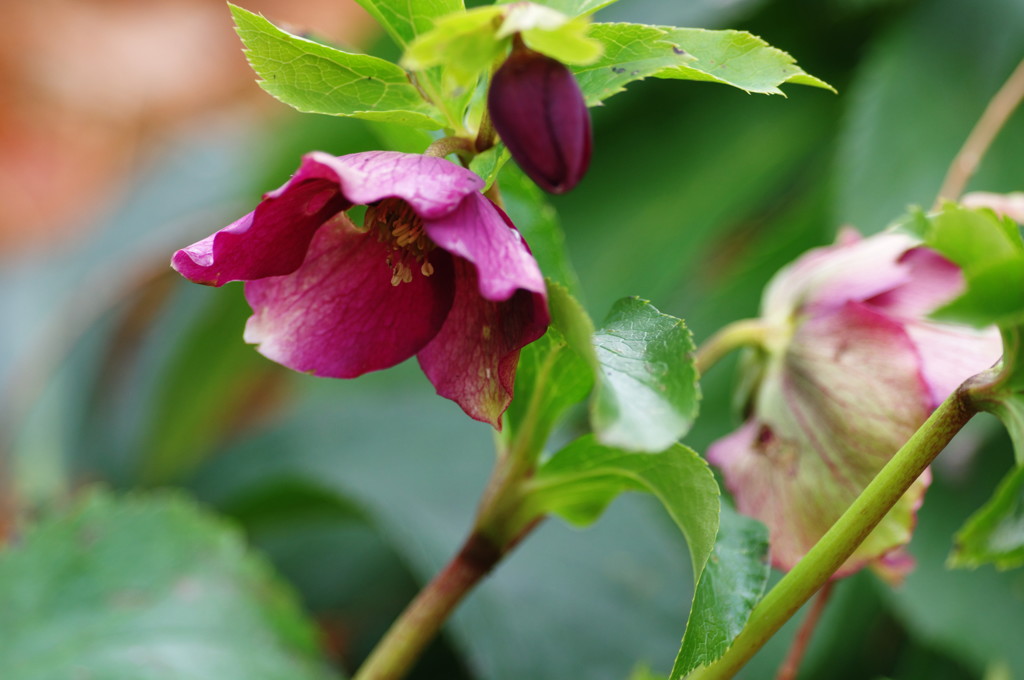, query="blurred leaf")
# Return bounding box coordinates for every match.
[191,366,697,679]
[524,434,719,581]
[503,5,603,65]
[499,166,582,296]
[353,0,465,47]
[835,0,1024,231]
[950,463,1024,570]
[575,23,831,105]
[402,7,507,89]
[139,286,277,484]
[906,205,1024,328]
[469,145,511,190]
[403,4,600,97]
[671,505,770,678]
[230,5,444,128]
[499,0,622,17]
[0,490,337,680]
[548,280,599,363]
[592,297,700,452]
